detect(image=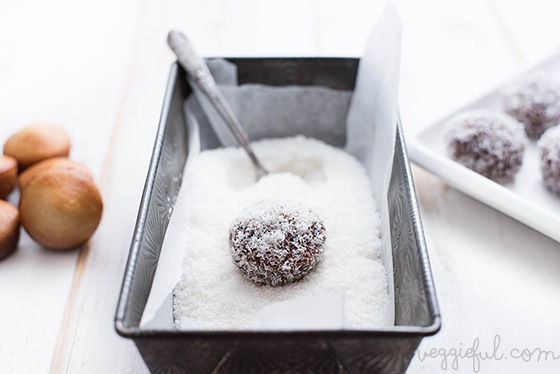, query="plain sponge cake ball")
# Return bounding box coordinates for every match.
[4,124,71,171]
[19,157,92,192]
[19,167,103,250]
[0,155,17,199]
[0,200,20,260]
